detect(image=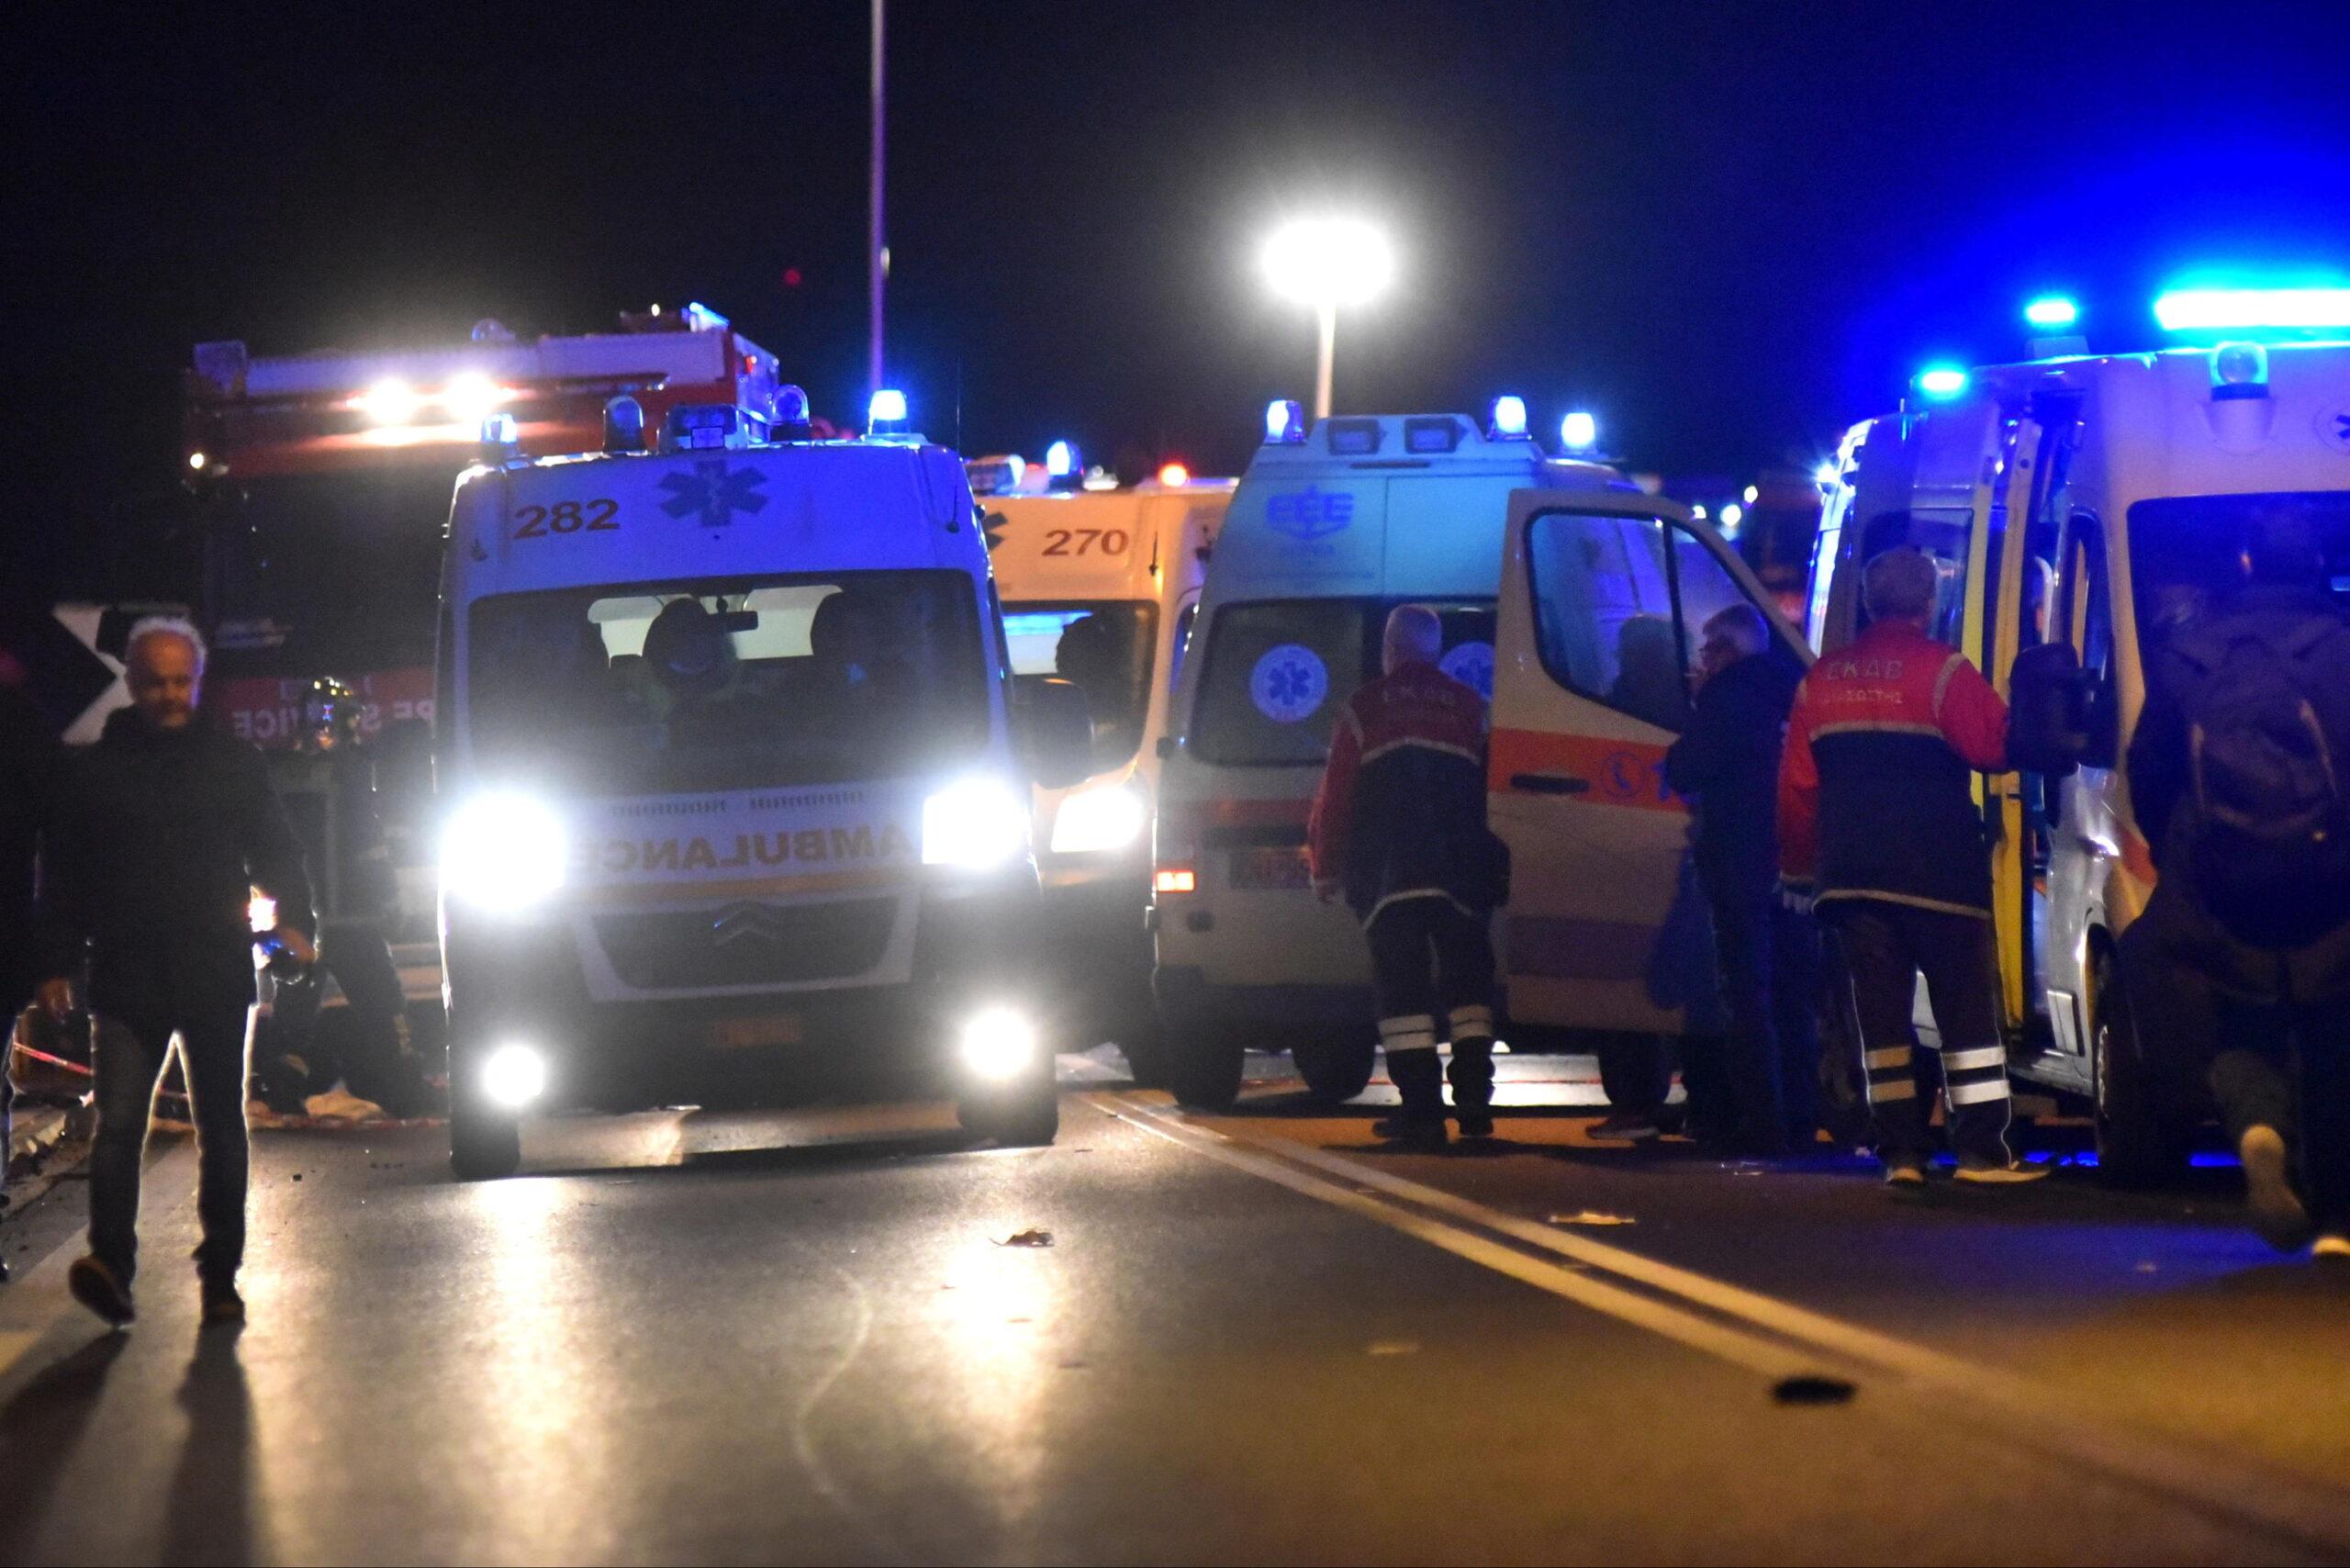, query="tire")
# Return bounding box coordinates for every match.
[450,1103,521,1181]
[1114,1013,1172,1090]
[2090,951,2191,1188]
[1291,1033,1377,1103]
[957,1081,1061,1147]
[1163,1016,1246,1110]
